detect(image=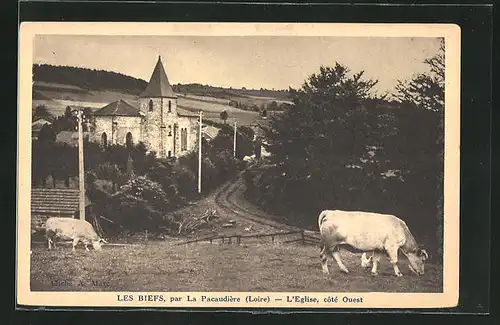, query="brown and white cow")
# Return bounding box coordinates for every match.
[45,217,107,251]
[318,210,428,277]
